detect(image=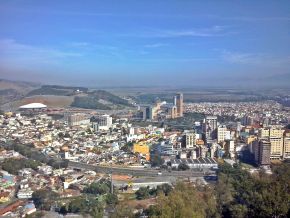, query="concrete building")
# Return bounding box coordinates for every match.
[253,139,271,166]
[160,104,178,119]
[184,131,196,149]
[203,116,218,143]
[142,105,154,120]
[258,128,270,138]
[217,125,230,143]
[175,93,183,117]
[65,113,90,126]
[270,137,284,159]
[284,130,290,159]
[133,143,150,160]
[269,128,285,159]
[98,114,112,130]
[225,140,235,159]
